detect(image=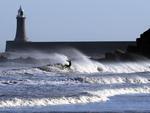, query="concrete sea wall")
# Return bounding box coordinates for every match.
[6,41,135,57]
